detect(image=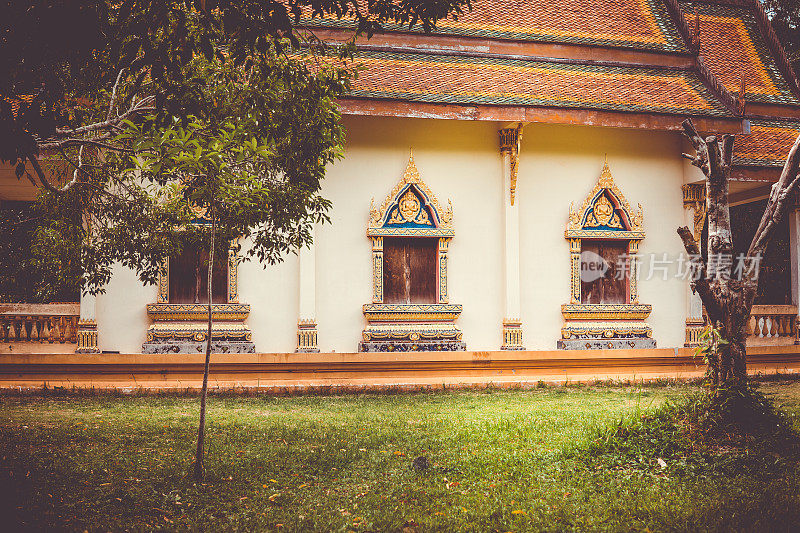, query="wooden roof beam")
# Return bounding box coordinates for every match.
[337,98,745,133]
